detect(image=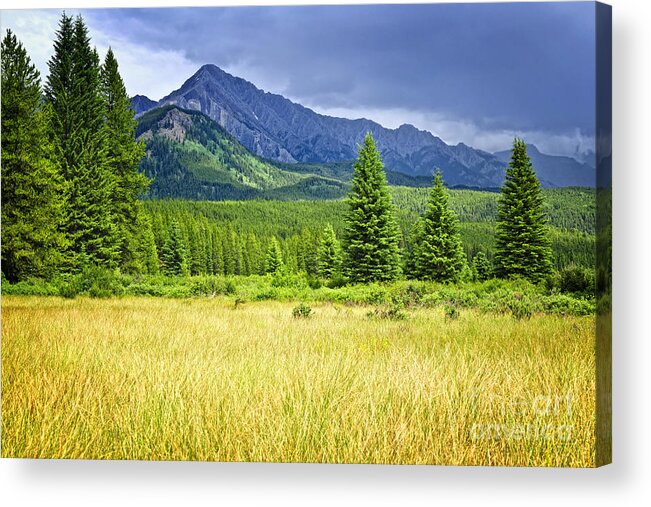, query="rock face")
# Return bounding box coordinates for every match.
[150,64,594,188]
